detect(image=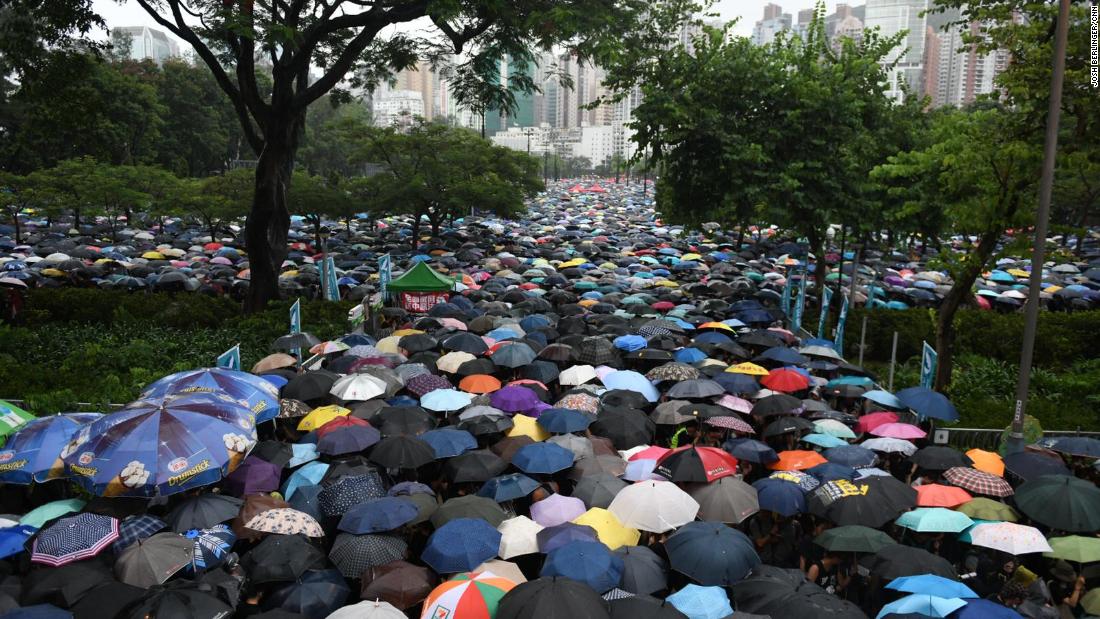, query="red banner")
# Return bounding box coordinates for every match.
[399,291,450,313]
